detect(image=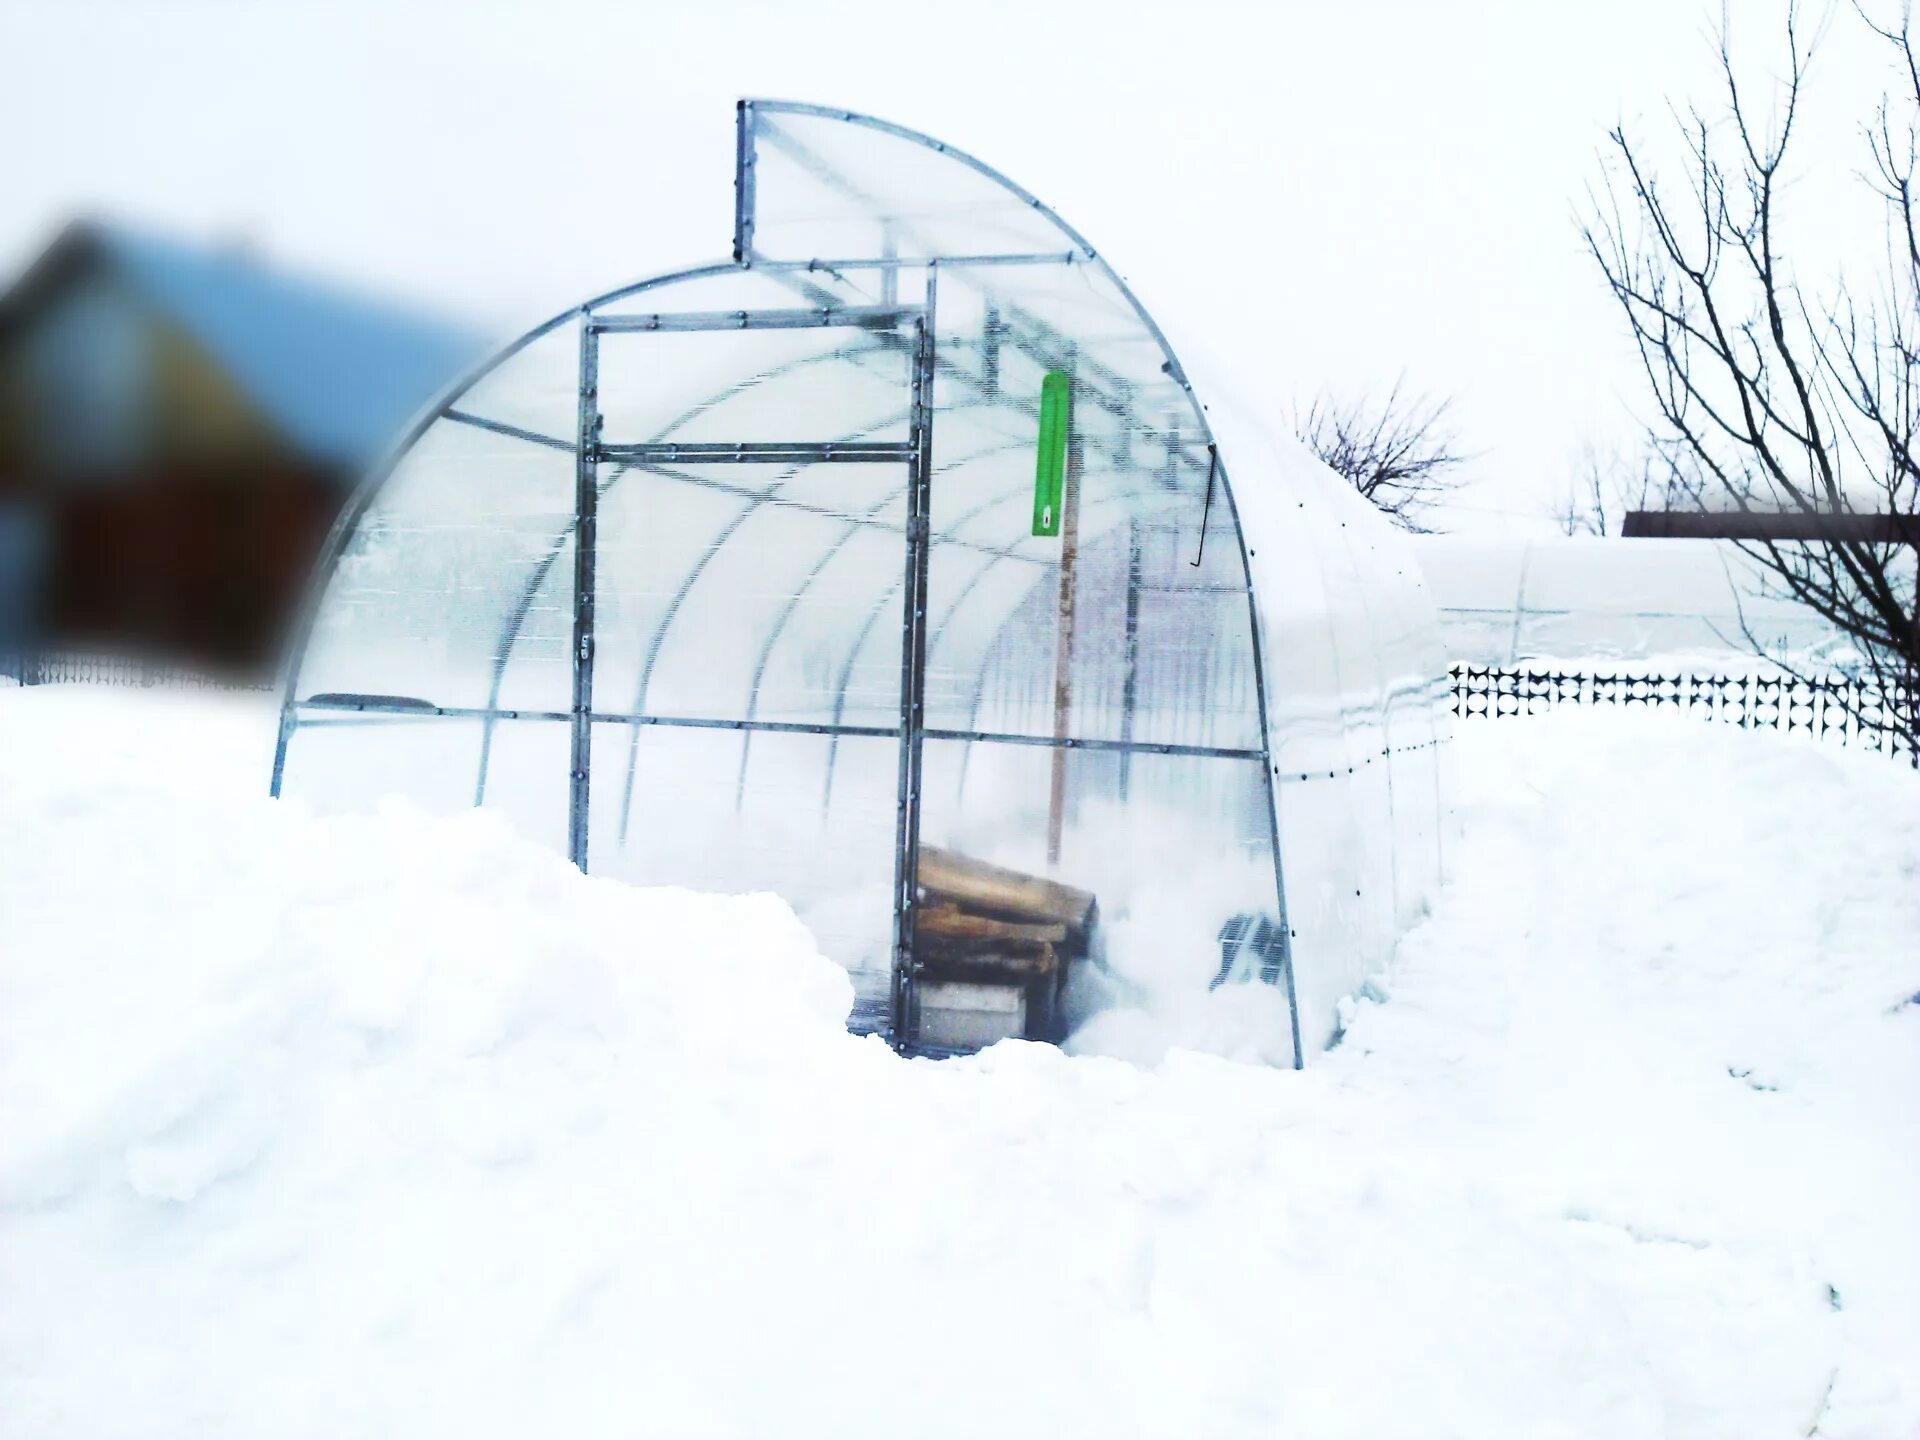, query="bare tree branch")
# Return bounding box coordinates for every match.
[1583,0,1920,750]
[1294,381,1468,534]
